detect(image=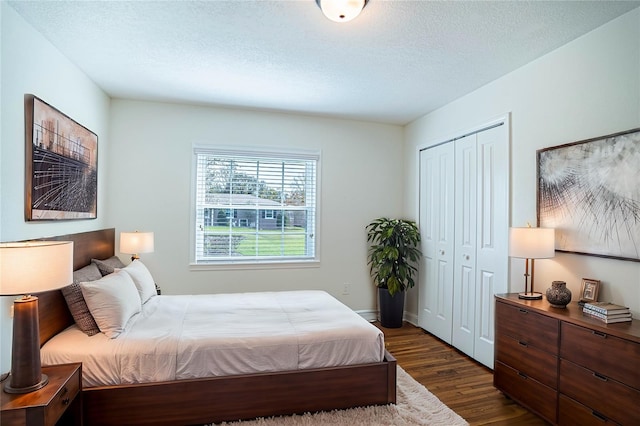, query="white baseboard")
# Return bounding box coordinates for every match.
[356,309,419,326]
[356,309,378,322]
[403,311,418,326]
